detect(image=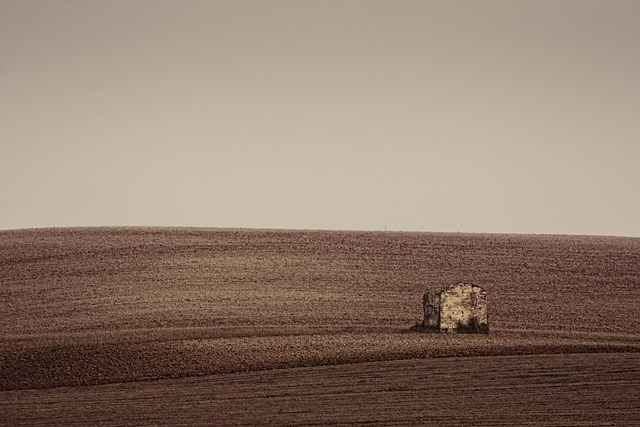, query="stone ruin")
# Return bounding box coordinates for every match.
[418,282,488,333]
